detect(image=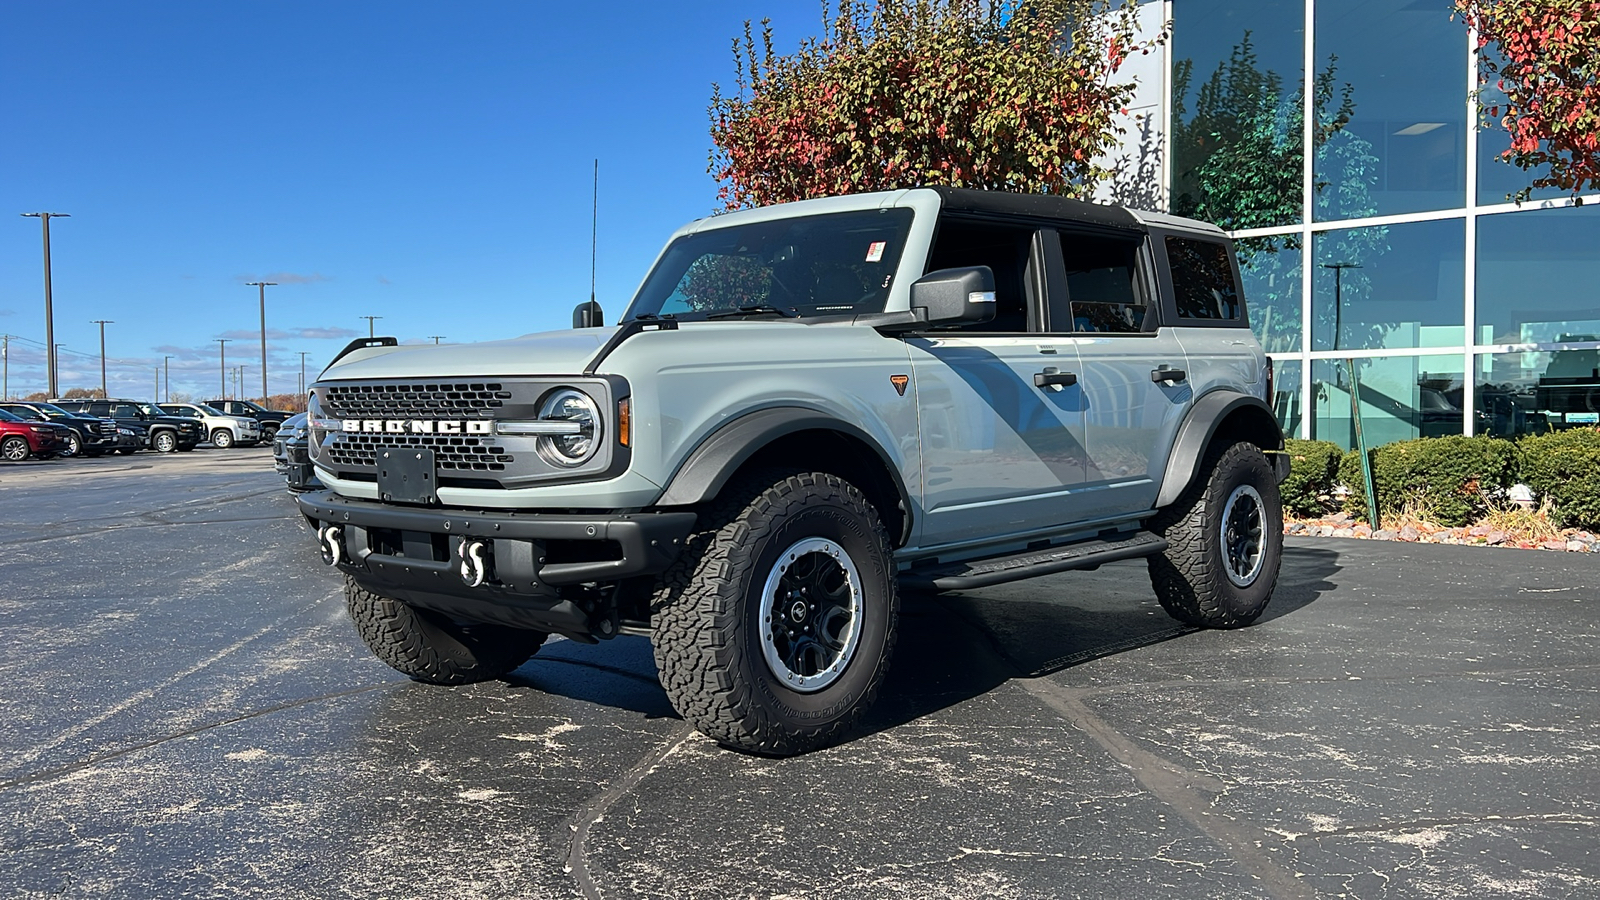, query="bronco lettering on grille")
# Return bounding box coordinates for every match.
[340,419,493,435]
